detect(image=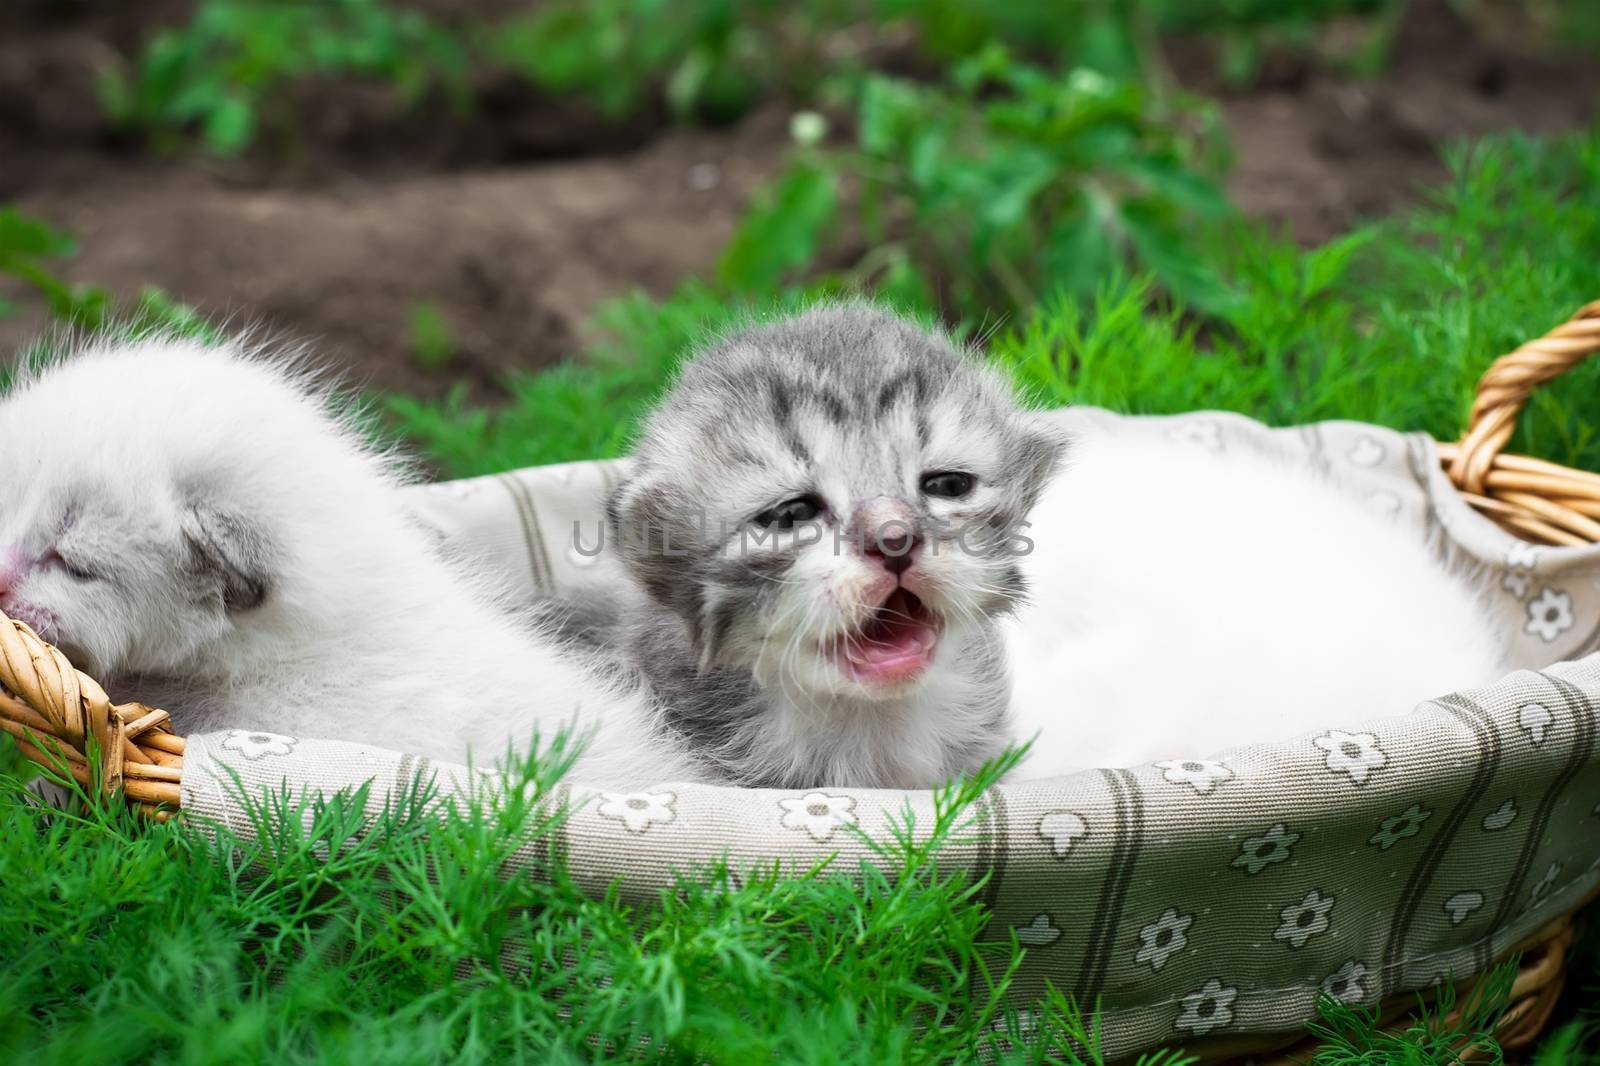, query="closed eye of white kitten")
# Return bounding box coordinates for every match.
[0,334,692,787]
